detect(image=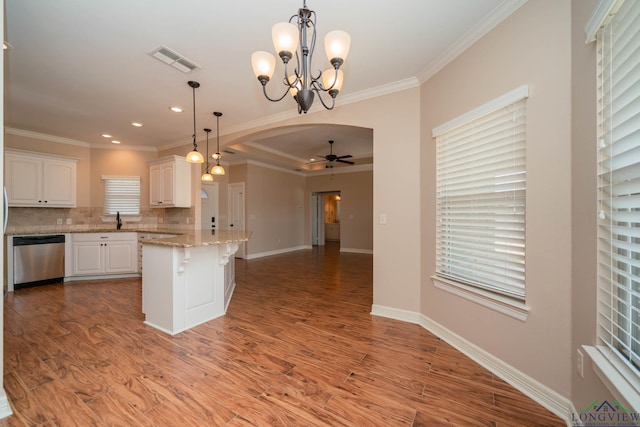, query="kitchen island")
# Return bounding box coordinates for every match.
[141,229,251,335]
